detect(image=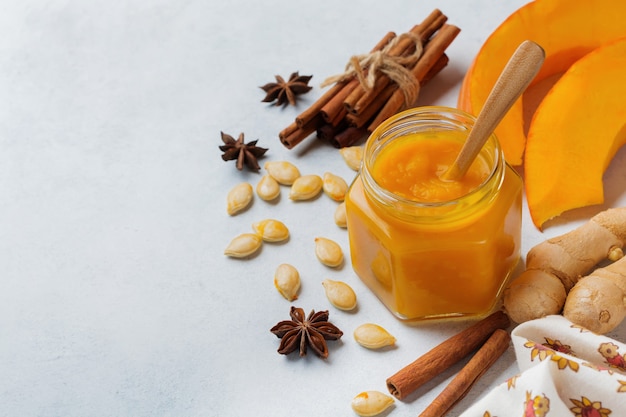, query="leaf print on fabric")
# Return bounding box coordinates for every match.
[570,396,611,417]
[598,342,626,371]
[525,340,555,361]
[618,380,626,393]
[524,391,550,417]
[507,375,518,390]
[551,353,580,371]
